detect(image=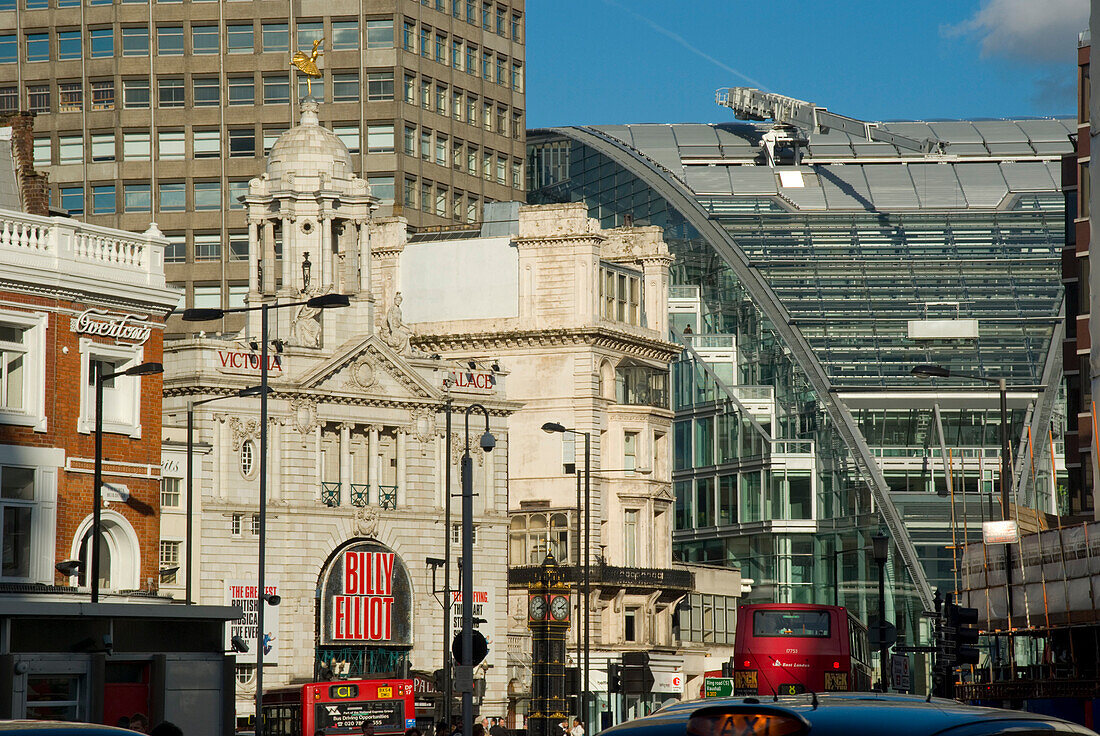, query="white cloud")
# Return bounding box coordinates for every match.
[946,0,1088,63]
